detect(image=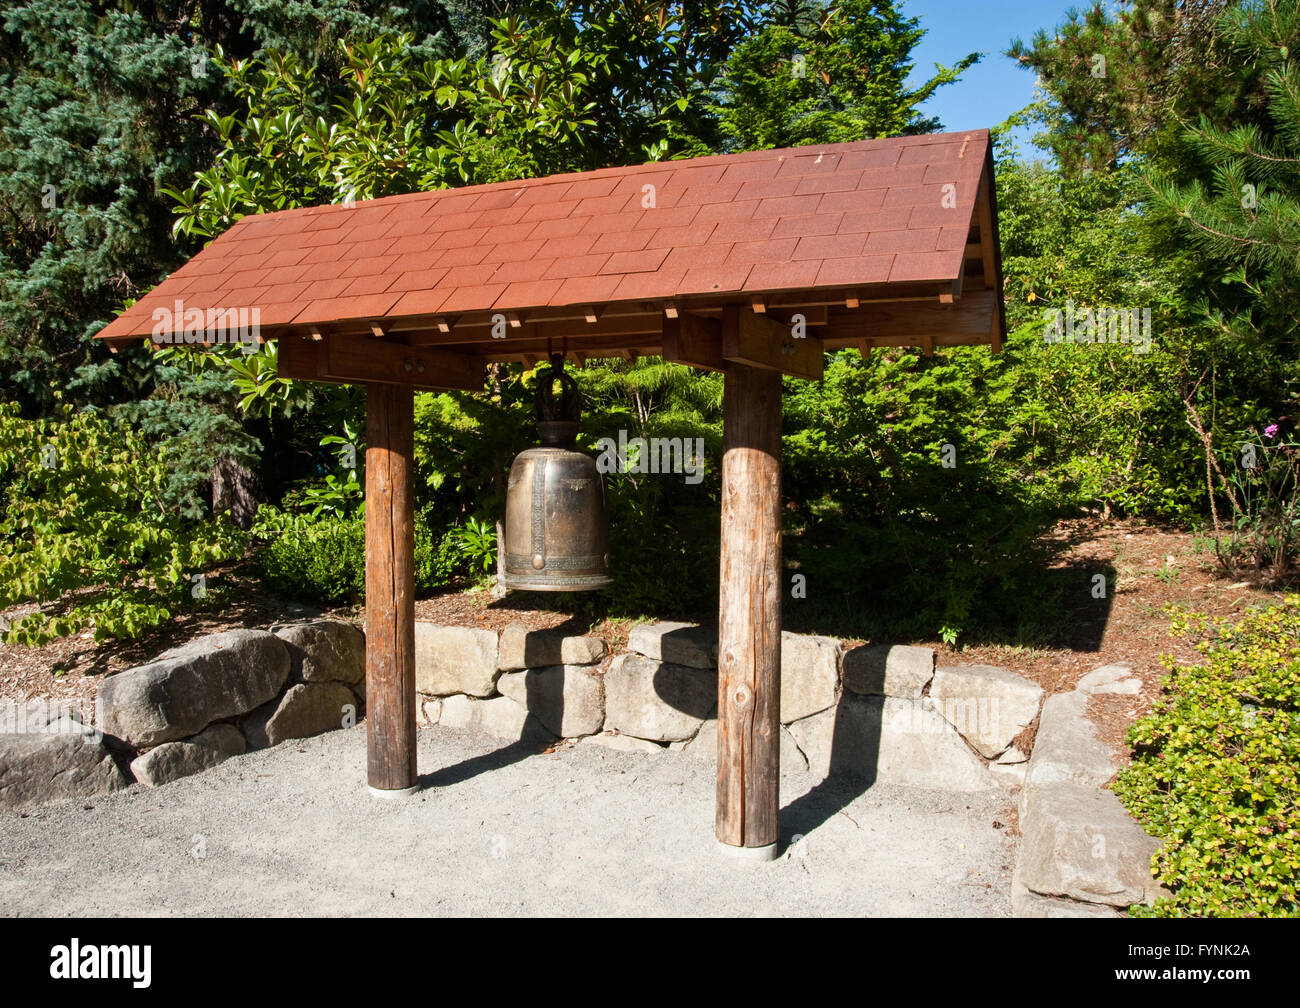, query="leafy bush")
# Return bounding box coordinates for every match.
[415,521,462,593]
[254,506,462,604]
[0,402,245,643]
[255,510,365,605]
[1115,598,1300,917]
